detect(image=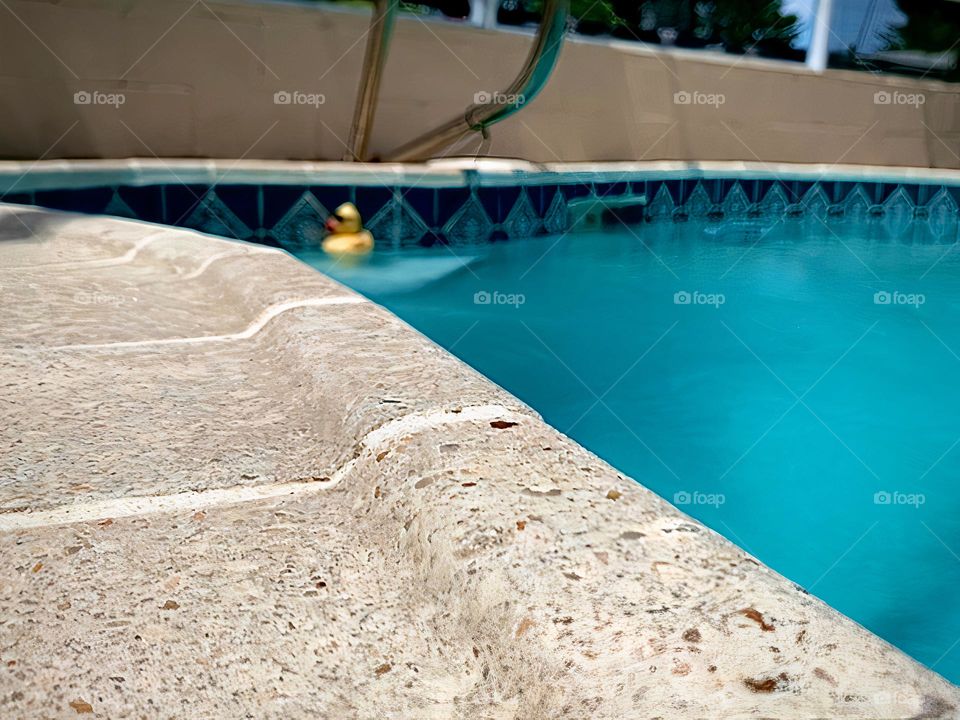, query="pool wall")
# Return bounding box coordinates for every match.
[1,159,958,248]
[2,0,958,168]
